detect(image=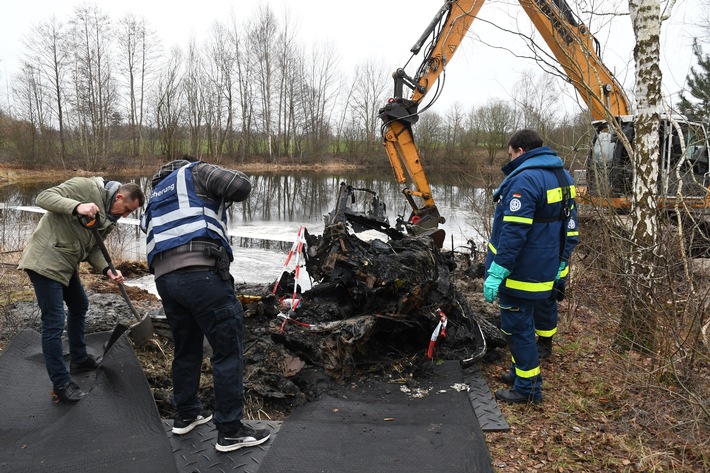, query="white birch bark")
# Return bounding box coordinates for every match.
[623,0,662,348]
